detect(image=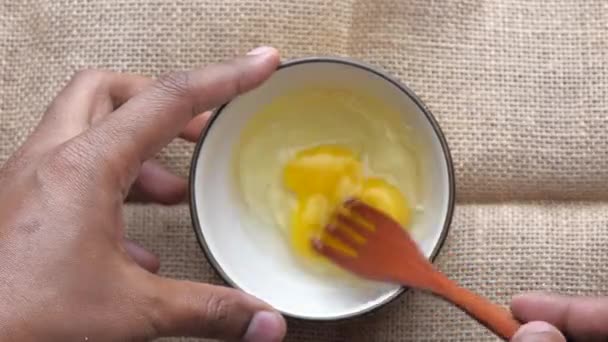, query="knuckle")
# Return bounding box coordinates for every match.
[196,292,238,337]
[90,126,139,186]
[204,294,231,325]
[224,59,247,94]
[134,288,165,340]
[155,71,192,99]
[34,143,96,197]
[144,281,251,339]
[44,143,94,179]
[207,60,244,99]
[147,288,234,337]
[78,129,135,189]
